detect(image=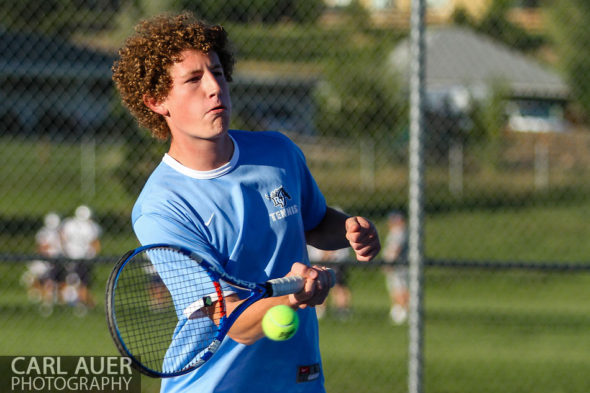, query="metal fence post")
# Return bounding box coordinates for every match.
[408,0,426,392]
